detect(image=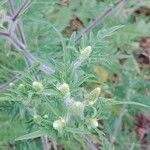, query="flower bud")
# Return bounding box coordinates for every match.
[88,118,98,128]
[18,83,24,89]
[32,81,44,92]
[44,114,48,119]
[19,84,24,88]
[33,115,42,124]
[18,83,25,91]
[9,82,14,87]
[53,118,66,132]
[69,101,84,117]
[58,83,70,98]
[79,46,92,60]
[87,87,101,105]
